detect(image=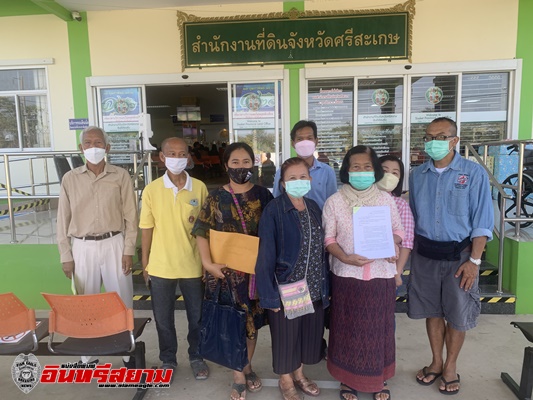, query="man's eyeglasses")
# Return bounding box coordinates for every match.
[423,135,456,142]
